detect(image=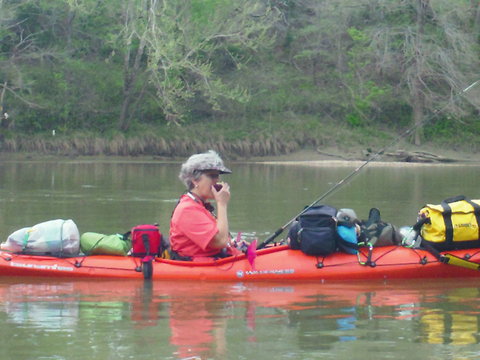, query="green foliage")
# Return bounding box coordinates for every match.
[347,27,369,43]
[191,0,230,26]
[424,114,480,148]
[140,0,279,125]
[0,0,479,152]
[346,113,362,127]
